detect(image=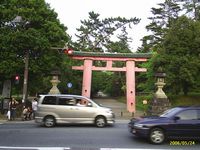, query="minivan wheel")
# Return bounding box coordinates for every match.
[95,116,106,128]
[149,128,165,144]
[44,116,55,127]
